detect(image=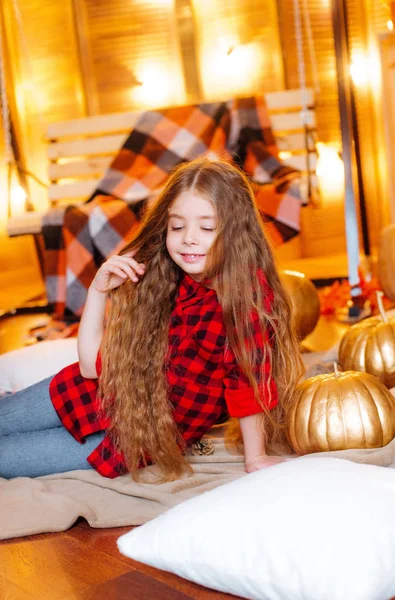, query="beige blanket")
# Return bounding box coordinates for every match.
[1,423,395,541]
